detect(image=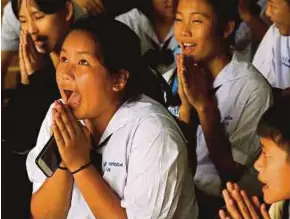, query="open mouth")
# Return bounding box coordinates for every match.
[63,89,81,108]
[181,42,197,54]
